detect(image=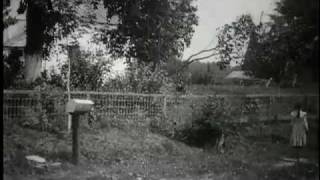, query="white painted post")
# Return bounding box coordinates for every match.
[67,49,71,133]
[67,45,80,133]
[163,95,167,118]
